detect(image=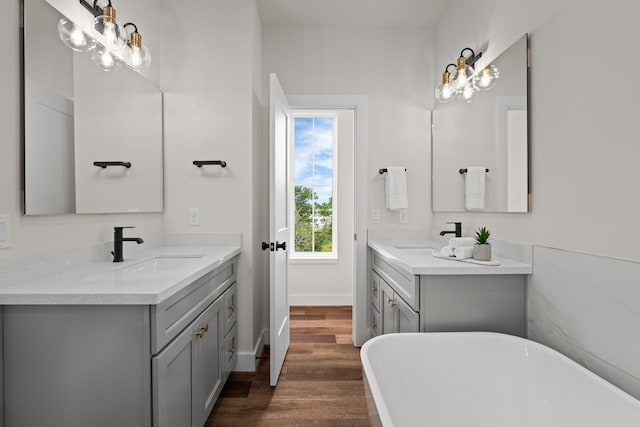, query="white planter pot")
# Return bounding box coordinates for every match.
[473,243,492,261]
